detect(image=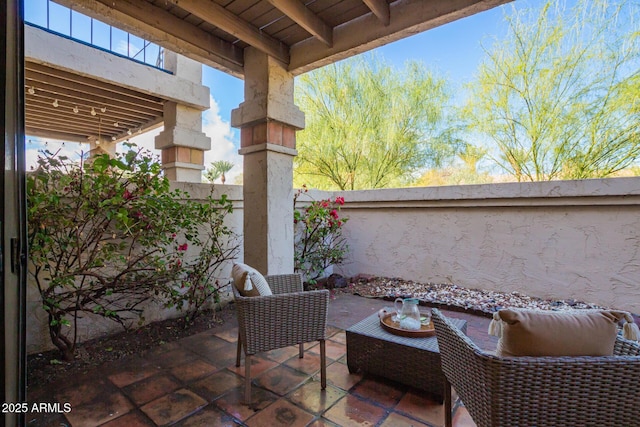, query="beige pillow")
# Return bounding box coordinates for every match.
[231,263,272,297]
[493,309,629,357]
